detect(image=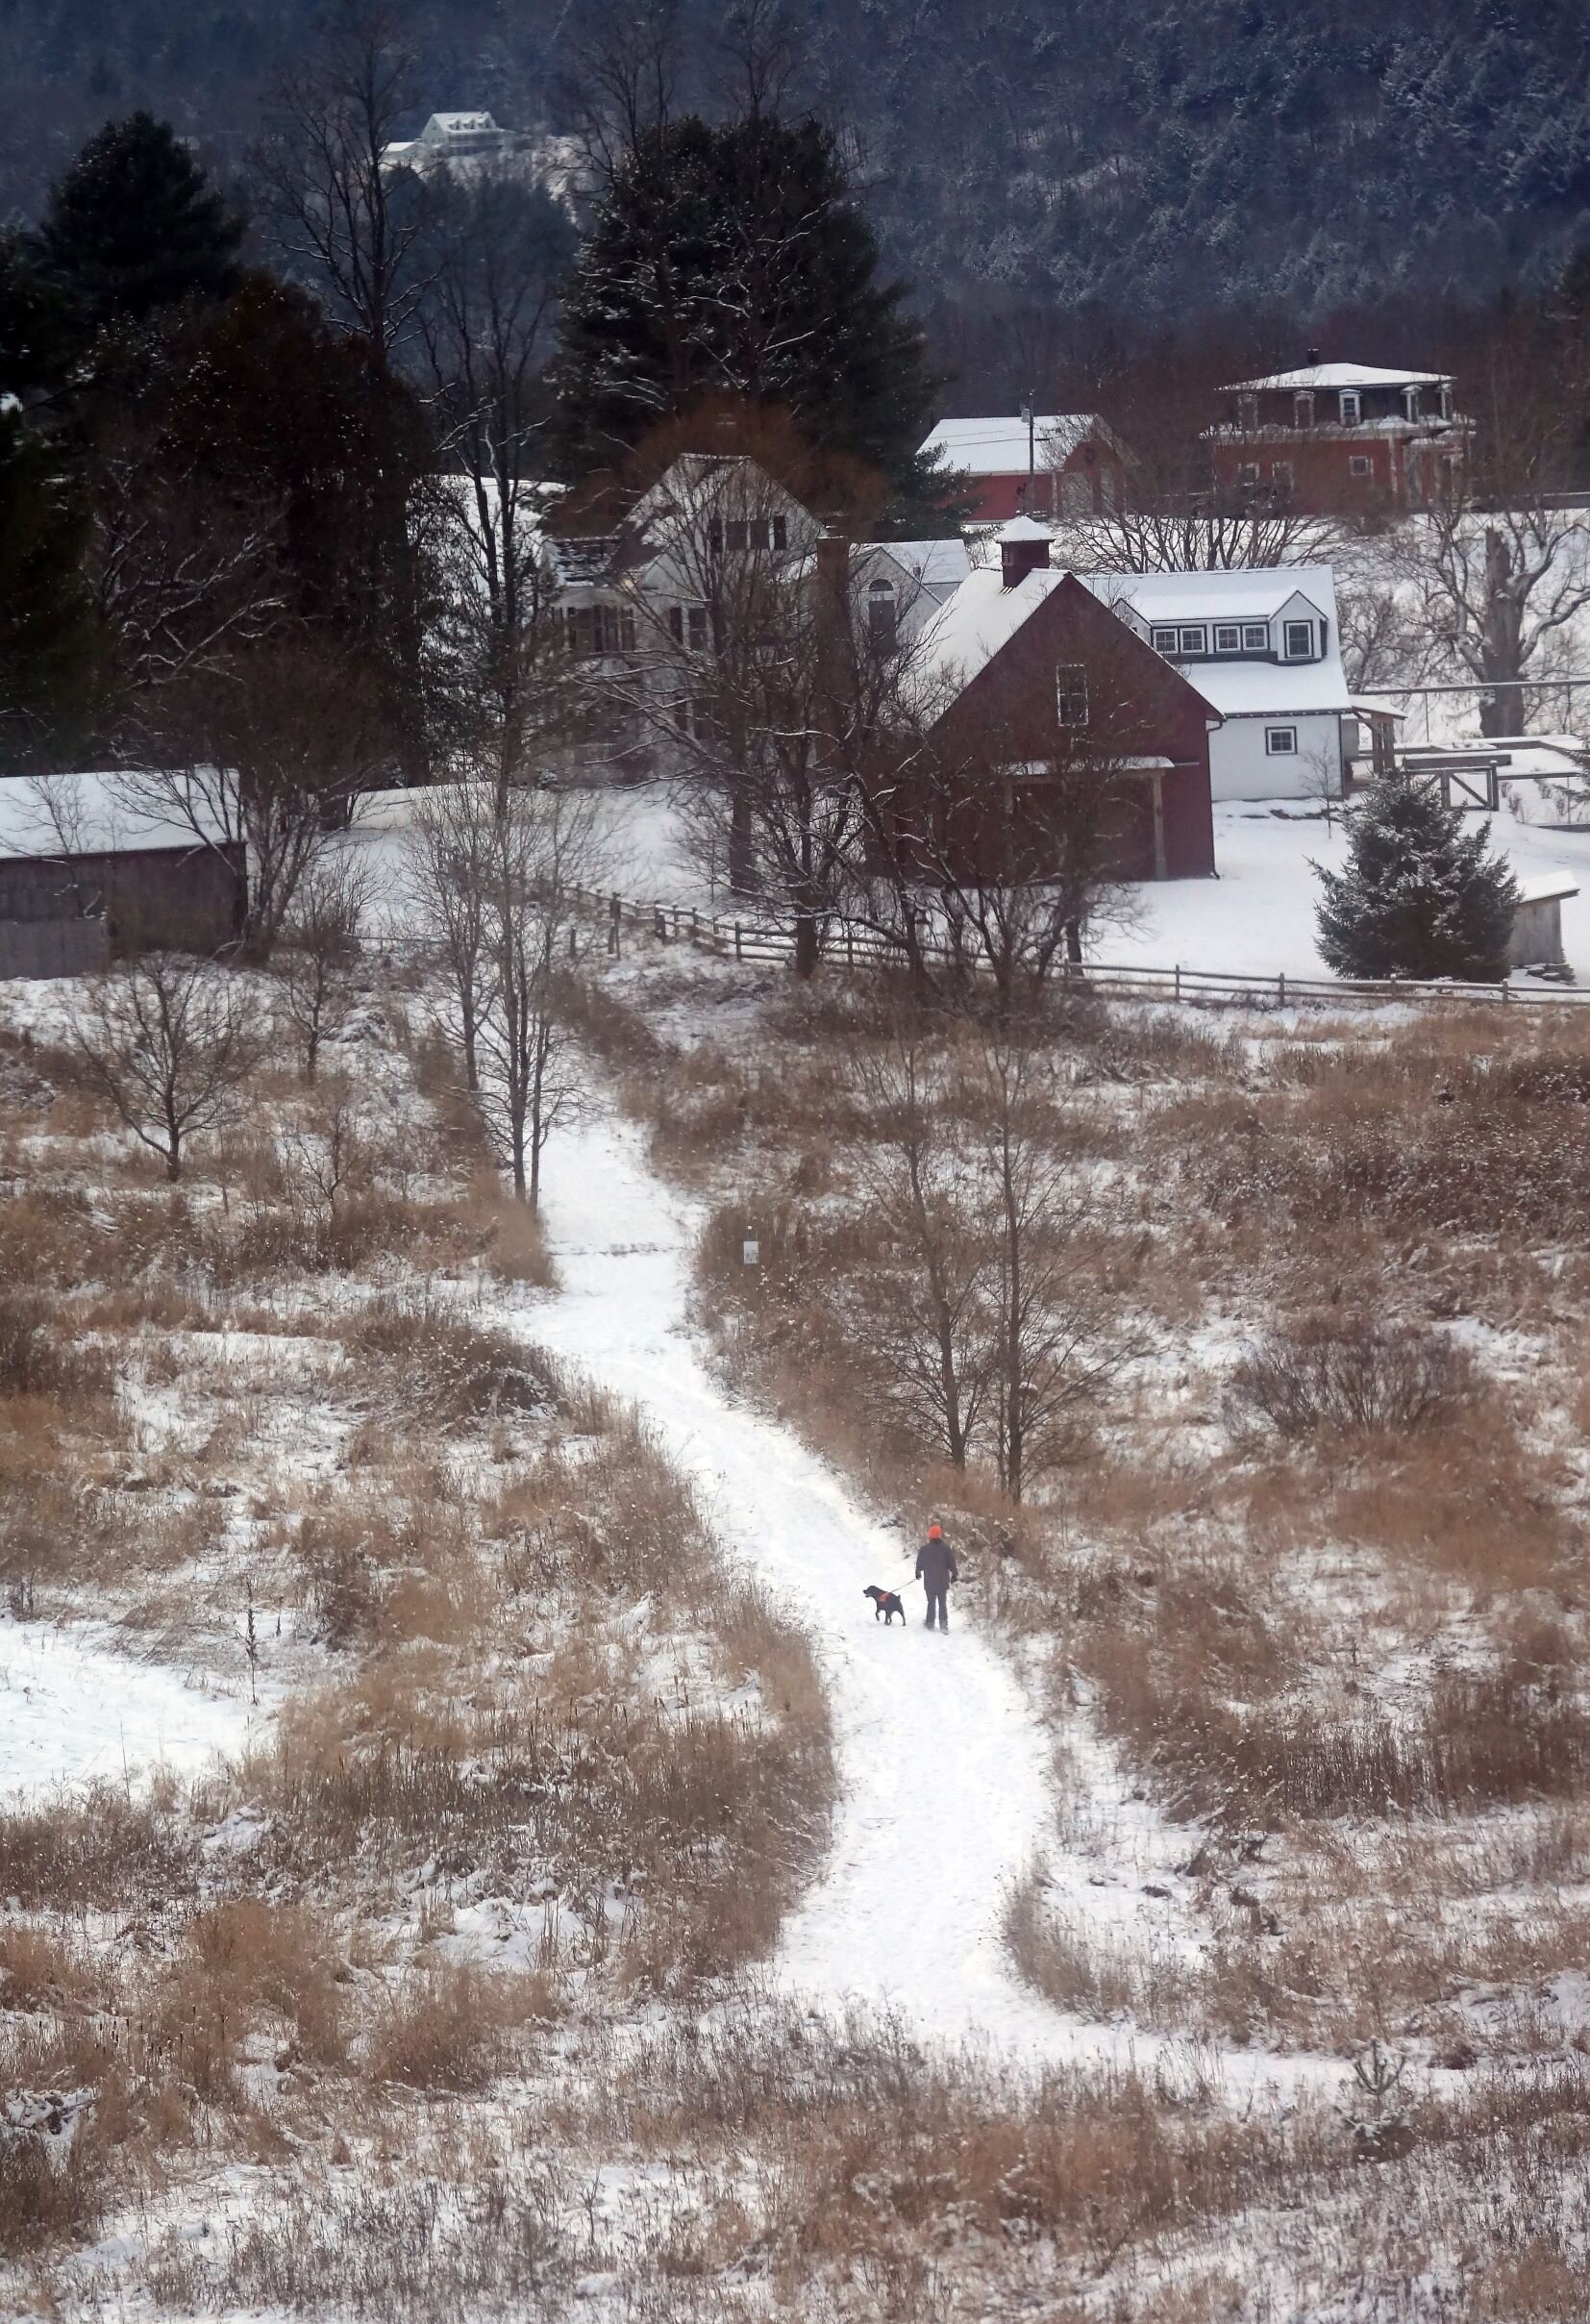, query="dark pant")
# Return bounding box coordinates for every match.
[924,1583,948,1629]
